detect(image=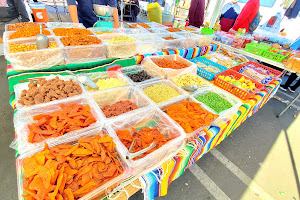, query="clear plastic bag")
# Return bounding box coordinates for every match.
[46,22,85,29]
[12,95,104,156]
[142,54,197,79]
[138,79,188,108]
[159,95,213,139]
[84,71,131,92]
[131,33,164,54]
[88,27,121,35]
[191,31,213,46]
[59,35,106,64]
[4,36,64,70]
[119,65,164,85]
[155,33,185,50]
[91,86,153,120]
[16,127,130,200]
[99,33,138,58]
[107,107,186,173]
[147,28,169,34]
[175,32,201,49]
[119,28,150,34]
[192,86,242,120]
[14,75,86,110]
